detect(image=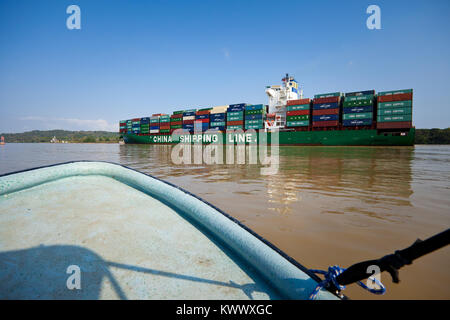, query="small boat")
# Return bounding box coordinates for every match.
[0,161,338,300]
[0,136,4,145]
